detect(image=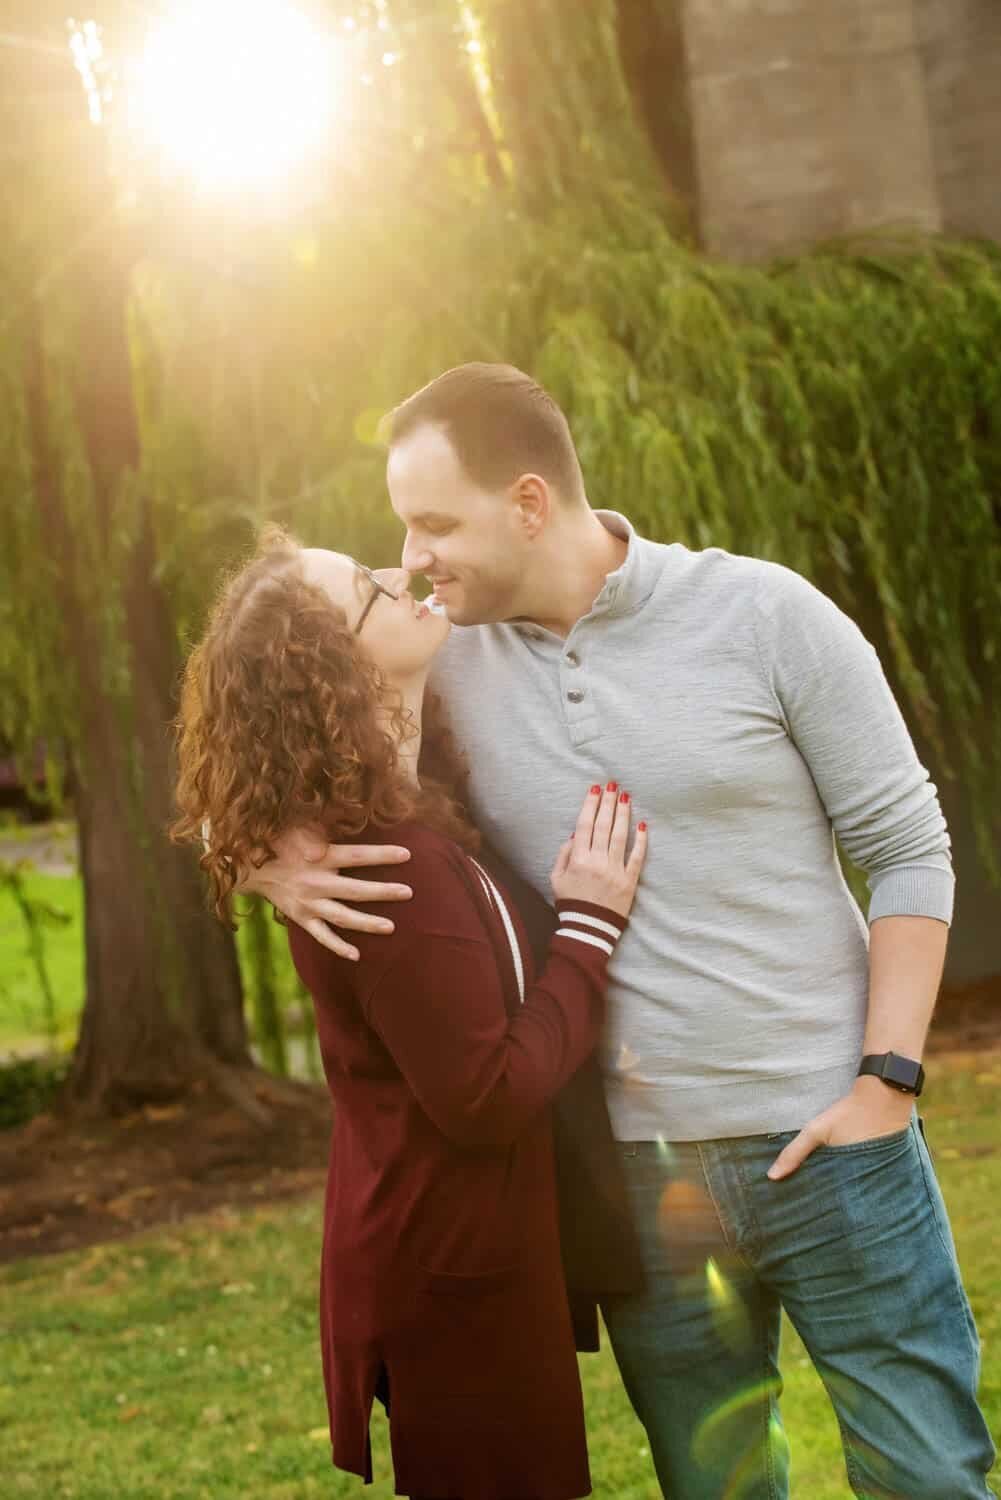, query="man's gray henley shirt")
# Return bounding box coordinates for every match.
[429,512,953,1142]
